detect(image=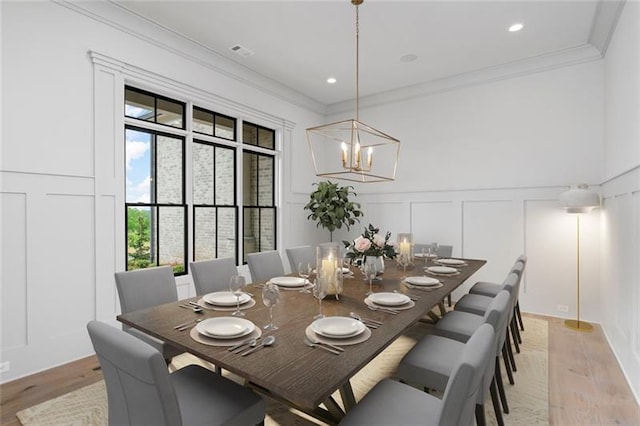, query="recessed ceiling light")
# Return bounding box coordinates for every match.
[327,77,337,84]
[400,54,418,63]
[509,23,524,32]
